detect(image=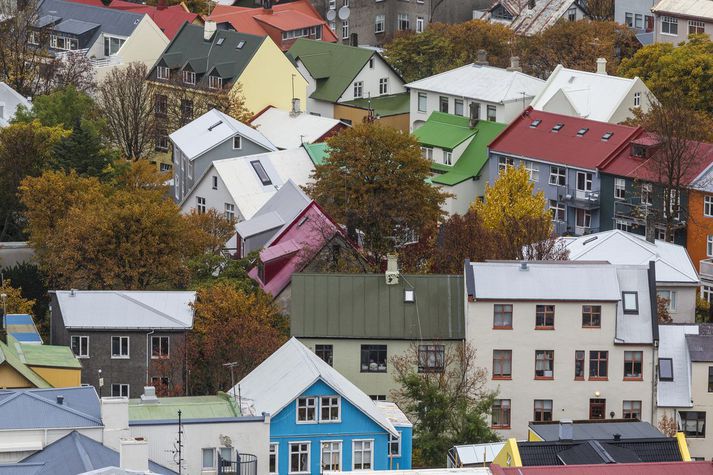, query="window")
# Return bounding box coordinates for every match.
[590,398,606,419]
[679,412,706,437]
[421,147,433,160]
[491,399,511,428]
[470,102,481,120]
[641,183,653,205]
[624,351,643,379]
[535,304,555,328]
[104,36,124,55]
[550,200,565,222]
[398,13,409,31]
[493,350,512,379]
[269,443,278,474]
[615,178,626,200]
[589,351,608,379]
[202,448,216,469]
[658,357,673,381]
[416,16,424,33]
[51,35,79,51]
[703,285,713,303]
[709,367,713,392]
[251,160,272,186]
[582,305,601,328]
[388,433,400,457]
[418,344,445,373]
[454,99,464,116]
[329,0,335,8]
[154,94,167,116]
[635,13,643,28]
[320,396,341,422]
[342,20,349,39]
[353,81,363,98]
[321,441,341,470]
[498,156,514,174]
[439,96,448,113]
[549,166,566,186]
[212,176,218,190]
[375,14,385,33]
[577,127,589,137]
[622,291,639,314]
[616,219,631,232]
[225,203,235,221]
[633,91,641,107]
[182,70,196,85]
[28,31,39,45]
[160,163,172,173]
[180,99,193,122]
[289,442,310,473]
[417,92,427,112]
[567,6,576,21]
[111,383,129,397]
[352,440,373,470]
[705,196,713,217]
[493,303,513,328]
[296,397,317,422]
[111,336,129,358]
[708,235,713,257]
[196,196,206,214]
[689,19,705,34]
[208,75,222,90]
[361,345,387,372]
[534,400,553,422]
[370,395,386,401]
[661,16,678,35]
[487,105,496,121]
[150,376,169,391]
[70,335,89,358]
[444,151,452,165]
[230,136,242,151]
[535,350,554,379]
[379,77,388,95]
[315,344,333,366]
[525,162,539,182]
[657,290,677,312]
[155,129,169,152]
[156,66,170,80]
[623,400,642,420]
[625,12,633,27]
[575,350,585,379]
[151,336,169,359]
